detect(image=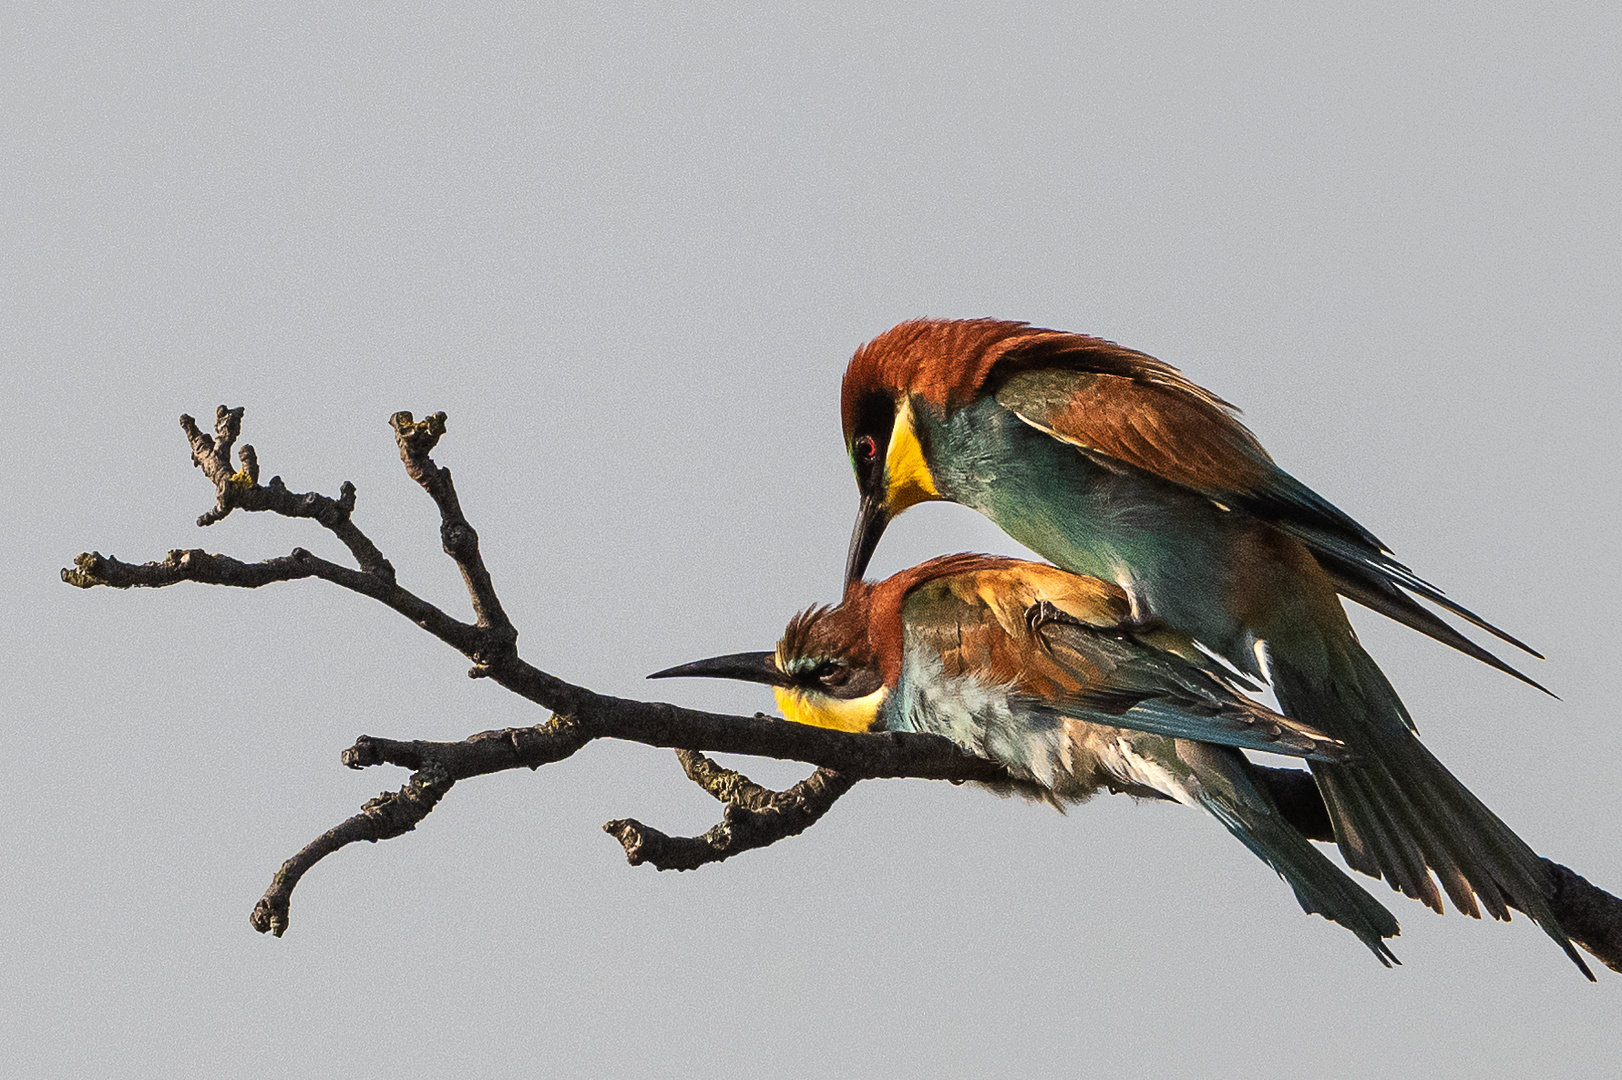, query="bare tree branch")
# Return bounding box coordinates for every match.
[604,750,859,872]
[62,406,1622,974]
[180,406,394,579]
